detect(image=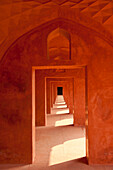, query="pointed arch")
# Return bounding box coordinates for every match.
[47,28,71,60]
